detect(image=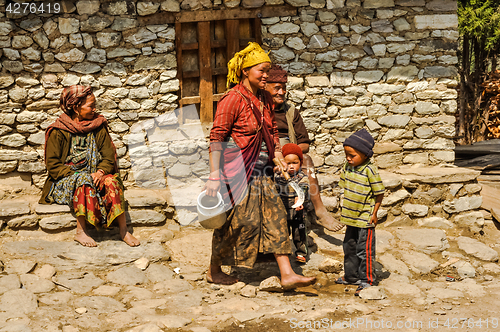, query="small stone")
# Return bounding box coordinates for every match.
[259,276,283,292]
[75,307,88,314]
[319,258,343,273]
[240,285,257,298]
[358,286,387,300]
[134,257,150,270]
